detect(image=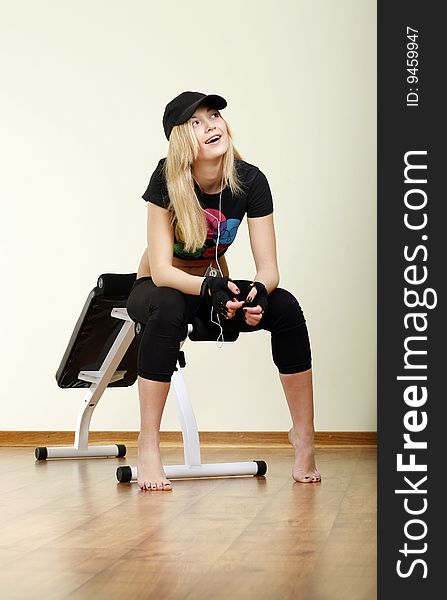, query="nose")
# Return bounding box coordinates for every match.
[205,118,216,132]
